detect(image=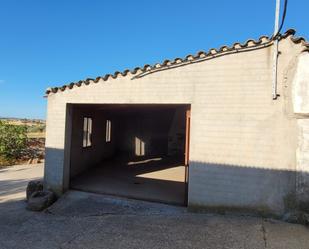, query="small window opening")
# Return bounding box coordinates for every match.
[83,117,92,147]
[106,120,111,142]
[135,137,145,156]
